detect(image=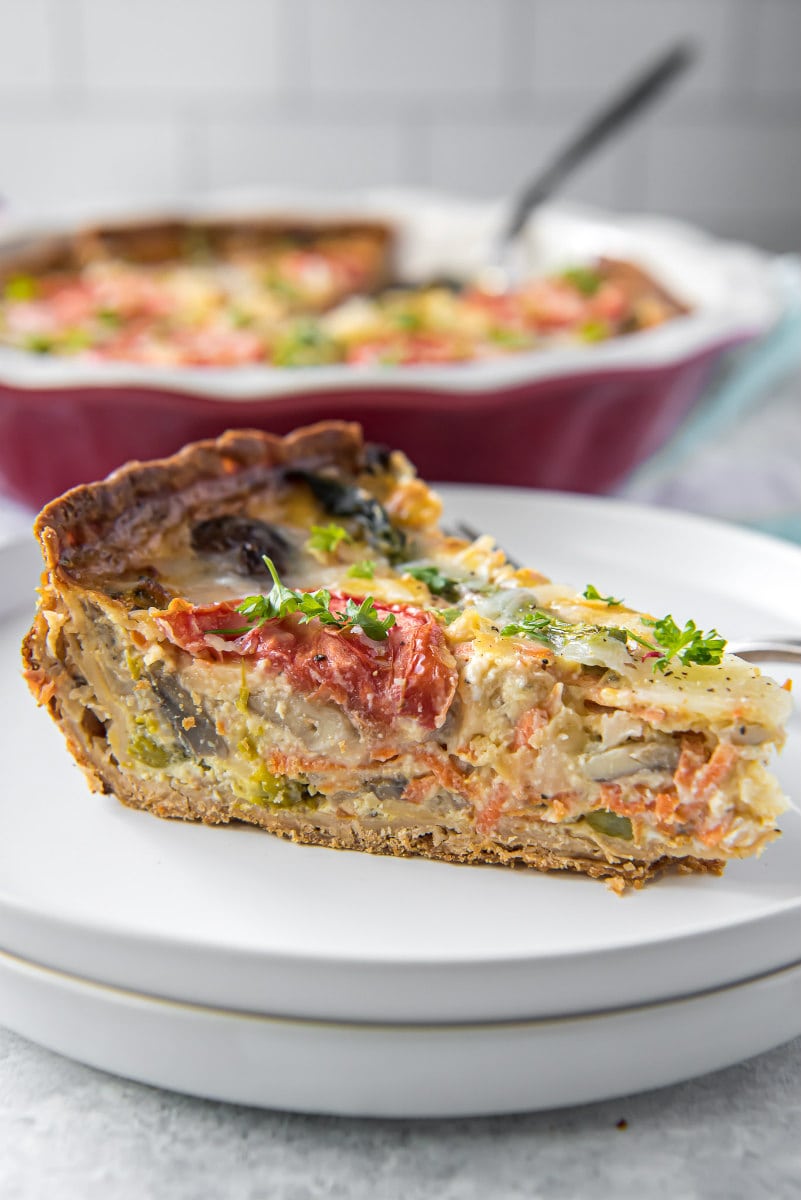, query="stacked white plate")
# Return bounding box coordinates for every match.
[1,488,799,1117]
